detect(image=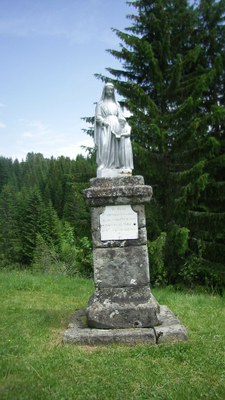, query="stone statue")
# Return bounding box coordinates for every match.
[94,82,133,177]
